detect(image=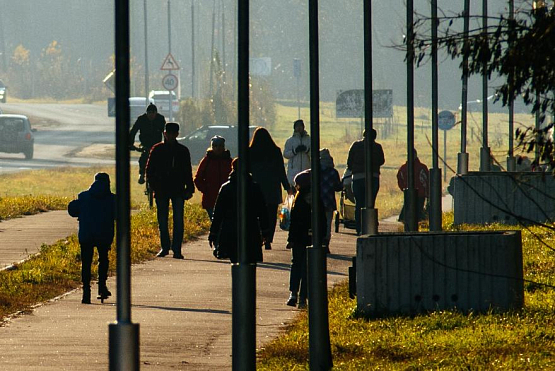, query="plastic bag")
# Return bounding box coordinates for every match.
[279,195,294,231]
